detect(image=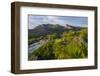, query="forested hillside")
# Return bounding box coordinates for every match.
[28,24,88,60]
